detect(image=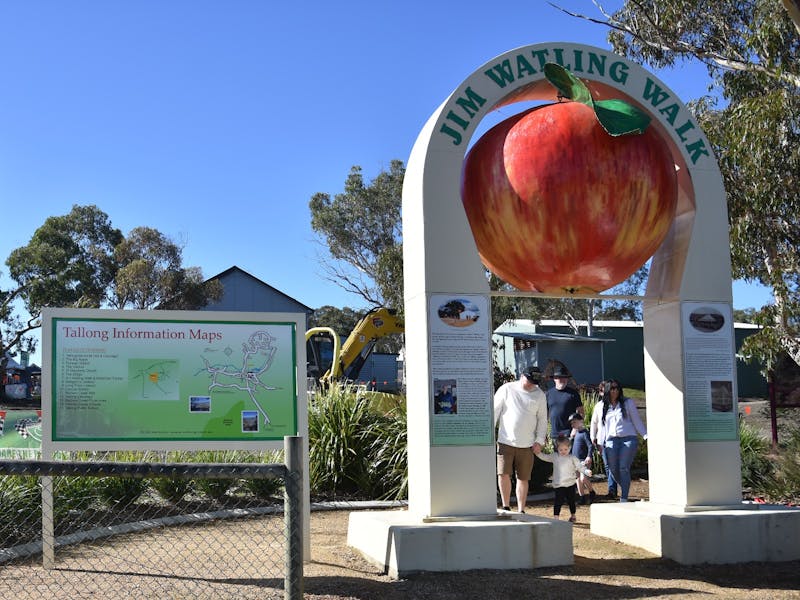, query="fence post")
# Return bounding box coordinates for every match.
[284,435,304,600]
